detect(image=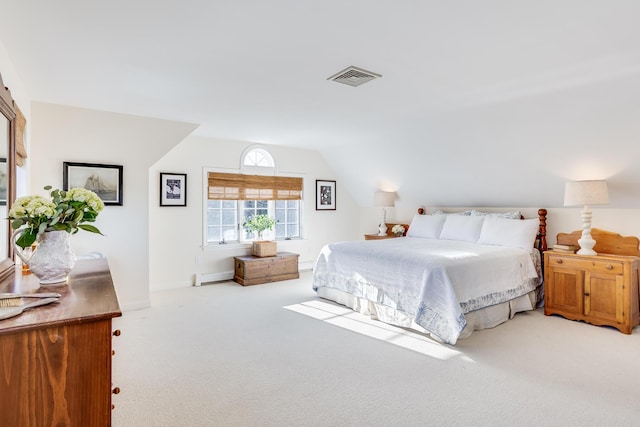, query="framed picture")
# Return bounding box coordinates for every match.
[63,162,123,206]
[160,172,187,207]
[0,158,6,206]
[316,179,336,210]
